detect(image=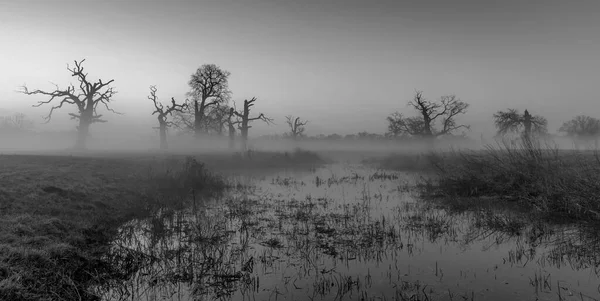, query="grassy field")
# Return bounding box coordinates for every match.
[0,150,324,301]
[376,141,600,223]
